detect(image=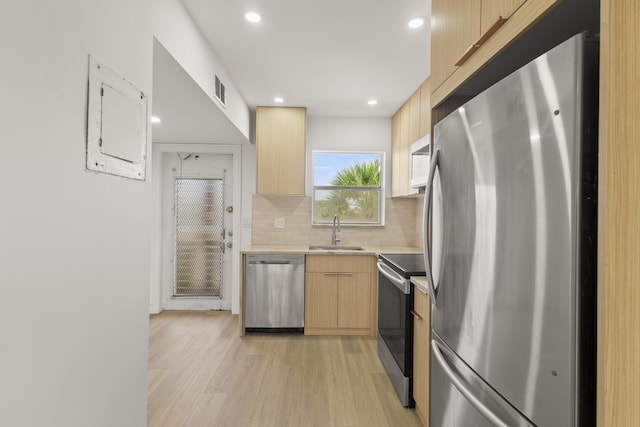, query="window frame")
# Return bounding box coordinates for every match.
[311,150,386,226]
